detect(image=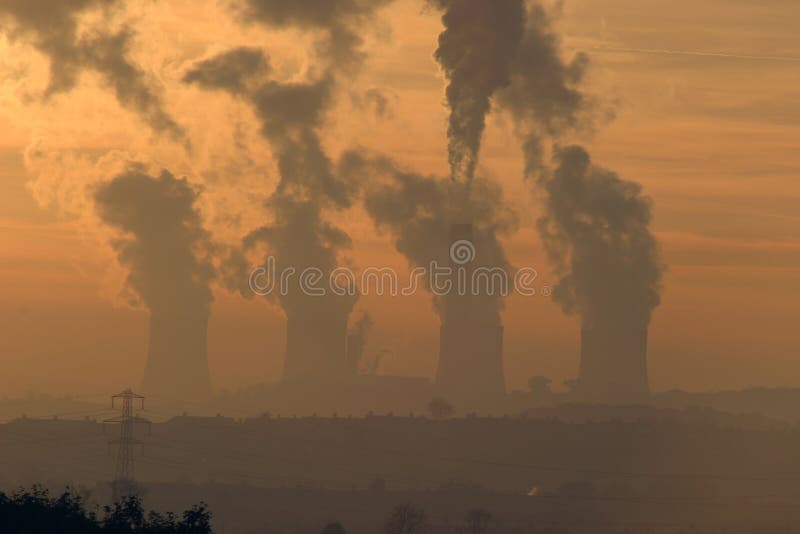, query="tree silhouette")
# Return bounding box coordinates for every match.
[464,508,492,534]
[0,486,97,533]
[385,503,426,534]
[0,487,211,534]
[428,398,455,420]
